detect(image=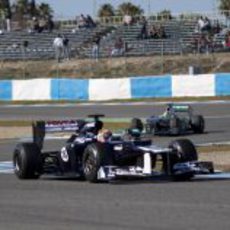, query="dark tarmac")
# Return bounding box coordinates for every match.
[0,101,230,230]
